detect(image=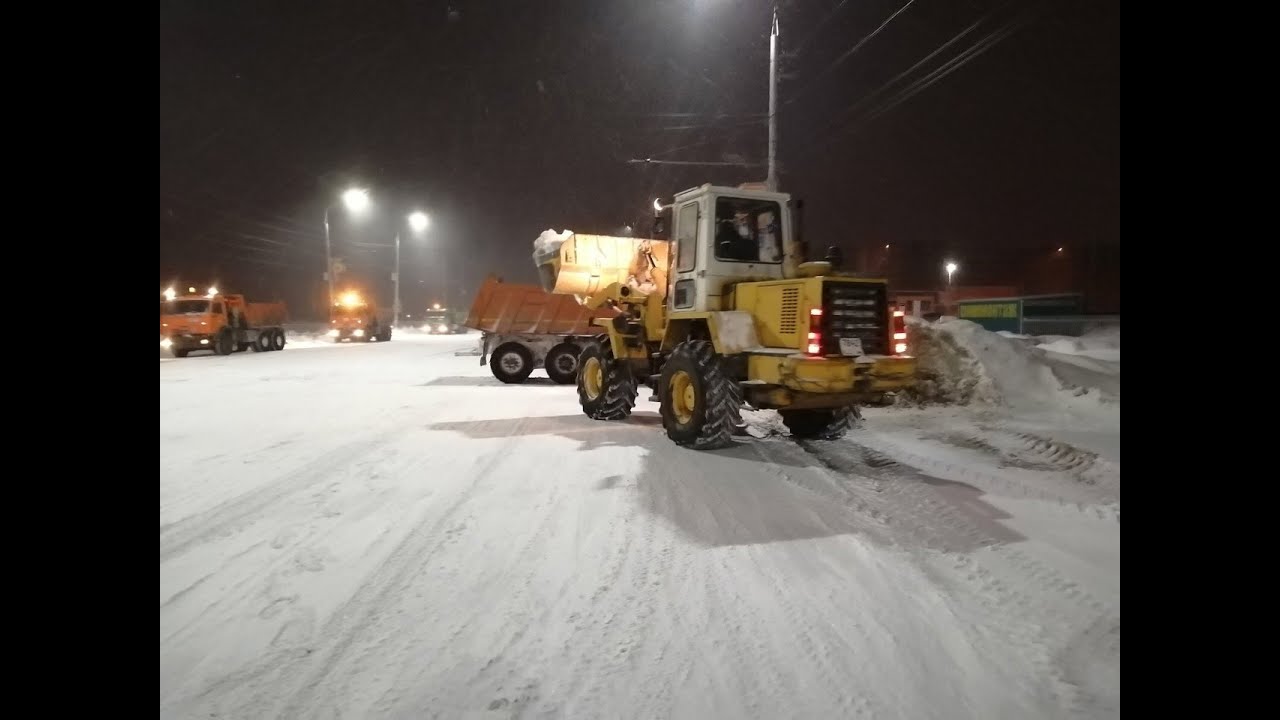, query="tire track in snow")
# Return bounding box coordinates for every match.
[853,429,1119,521]
[259,418,537,718]
[762,435,1116,718]
[159,435,394,563]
